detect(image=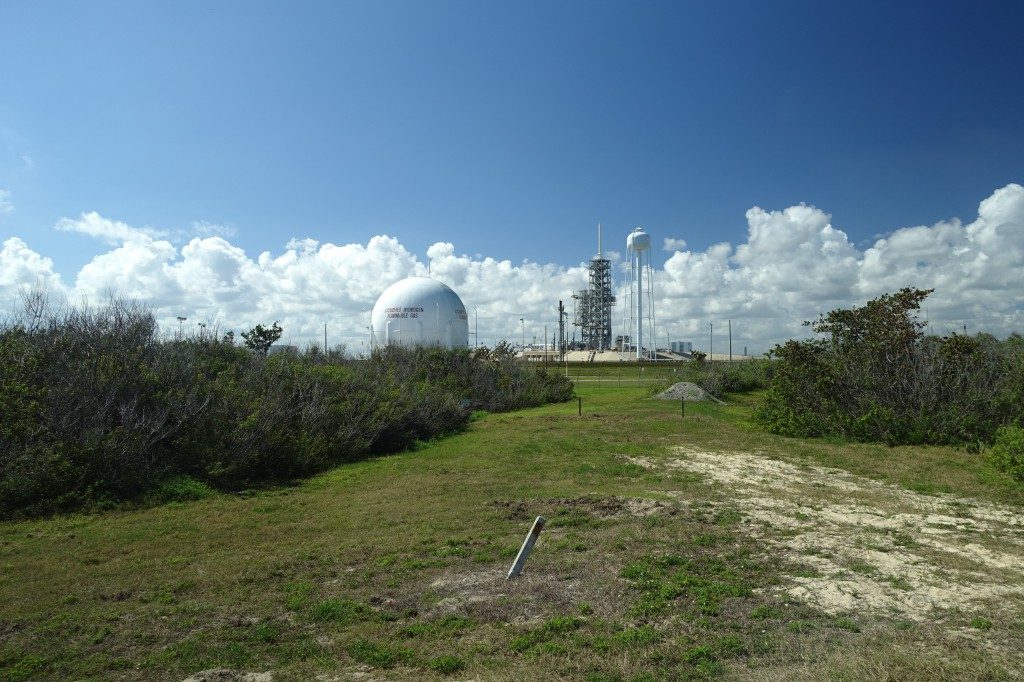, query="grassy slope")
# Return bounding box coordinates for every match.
[1,387,1020,681]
